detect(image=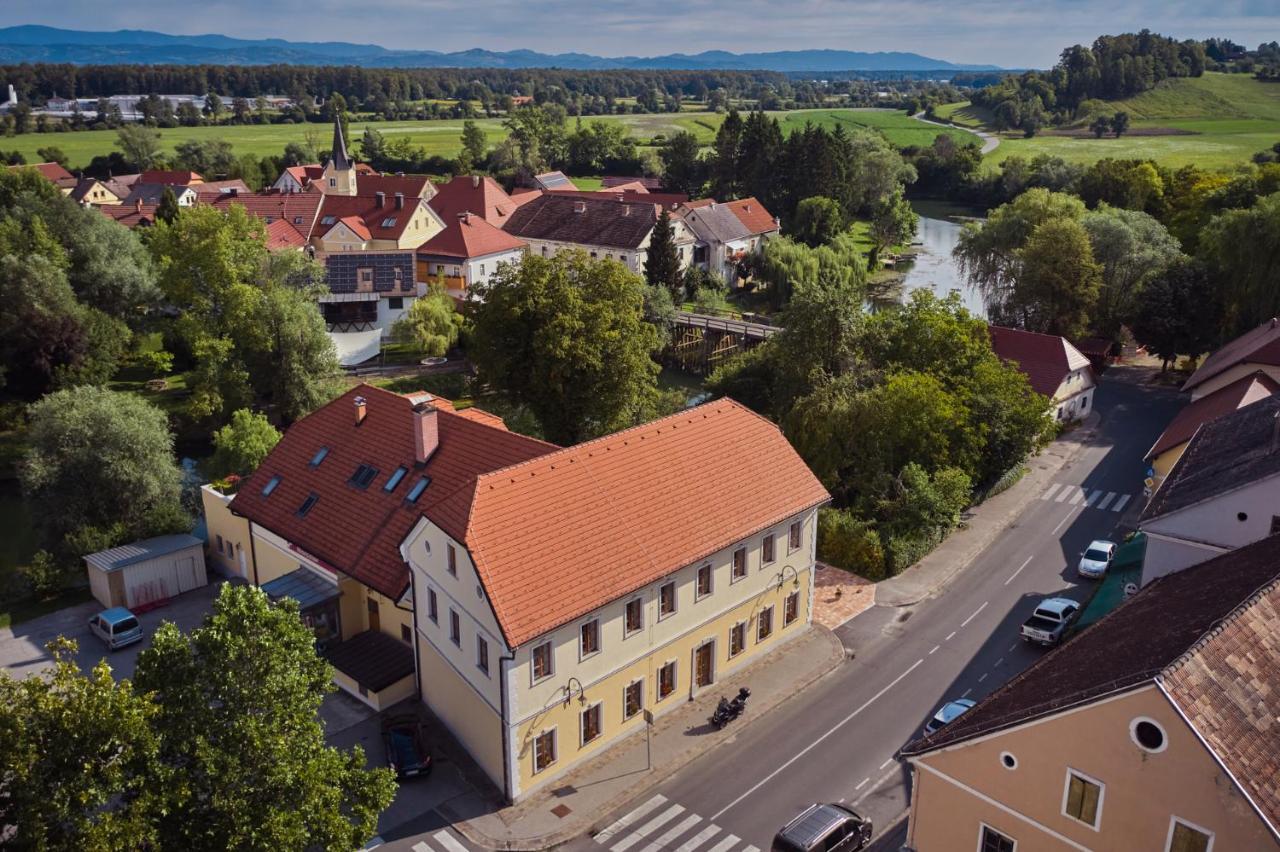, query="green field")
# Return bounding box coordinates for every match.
[2,108,979,170]
[932,101,994,129]
[969,73,1280,171]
